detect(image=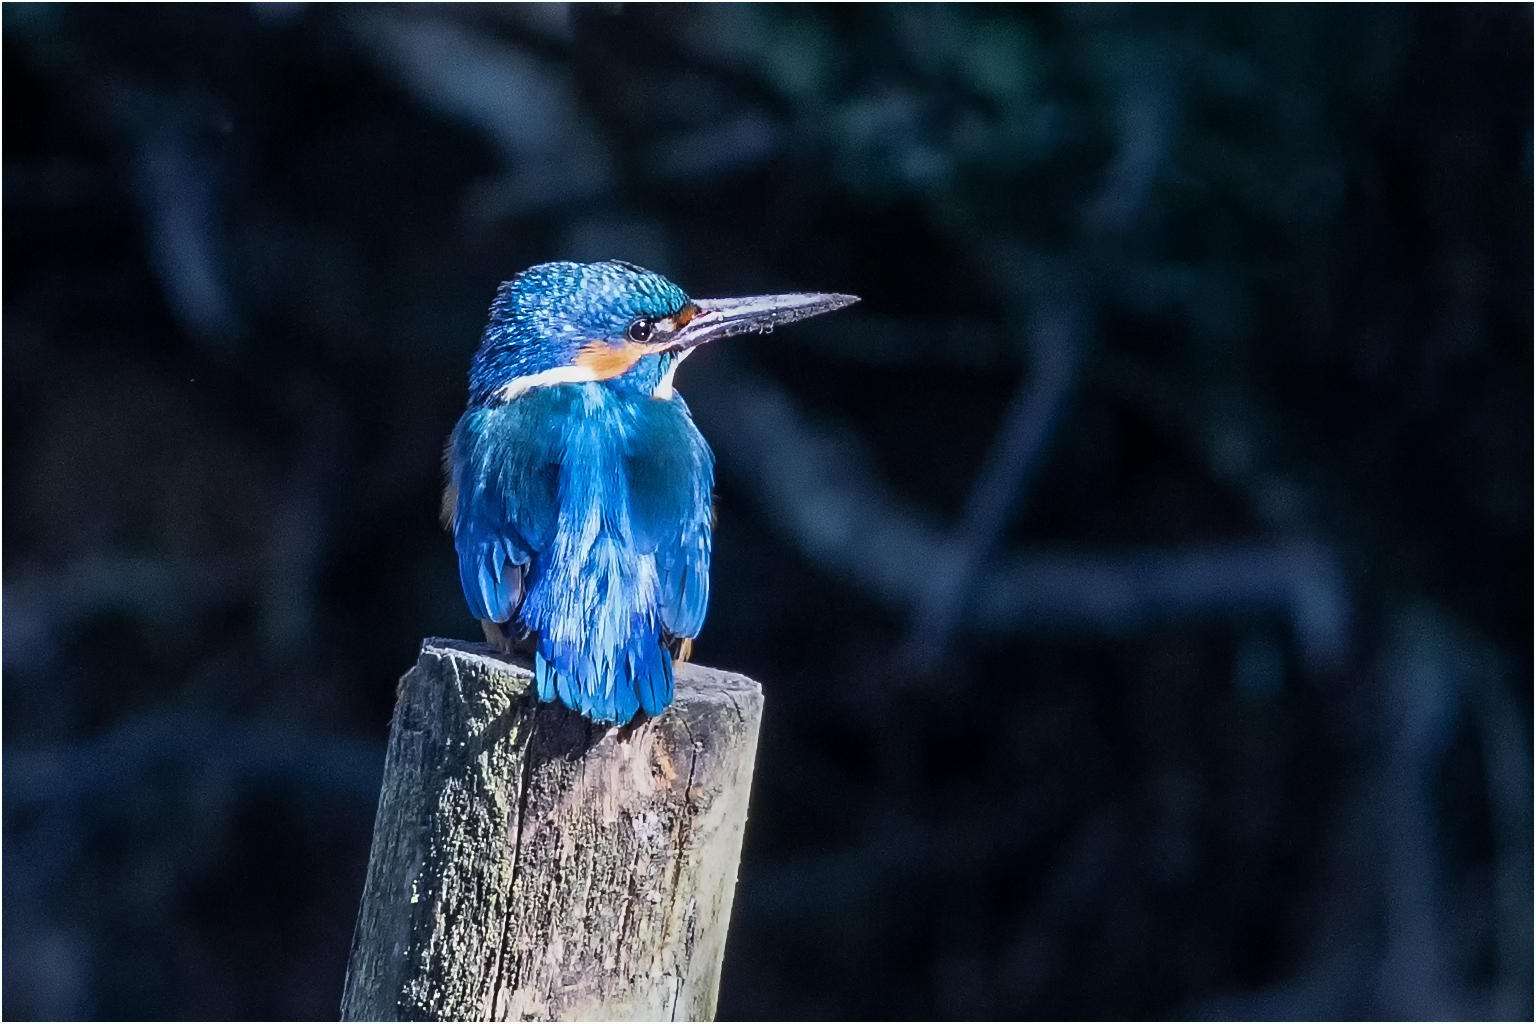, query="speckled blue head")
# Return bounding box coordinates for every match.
[469,260,692,405]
